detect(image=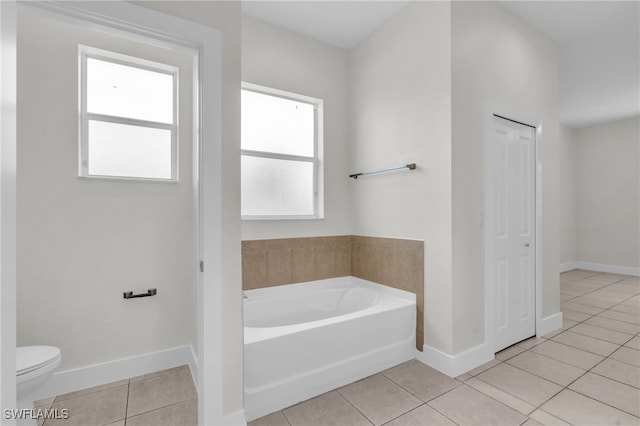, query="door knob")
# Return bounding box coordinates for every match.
[524,243,530,247]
